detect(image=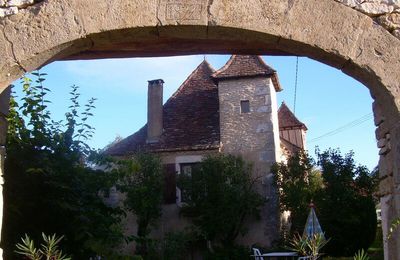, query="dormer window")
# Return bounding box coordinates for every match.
[241,100,250,113]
